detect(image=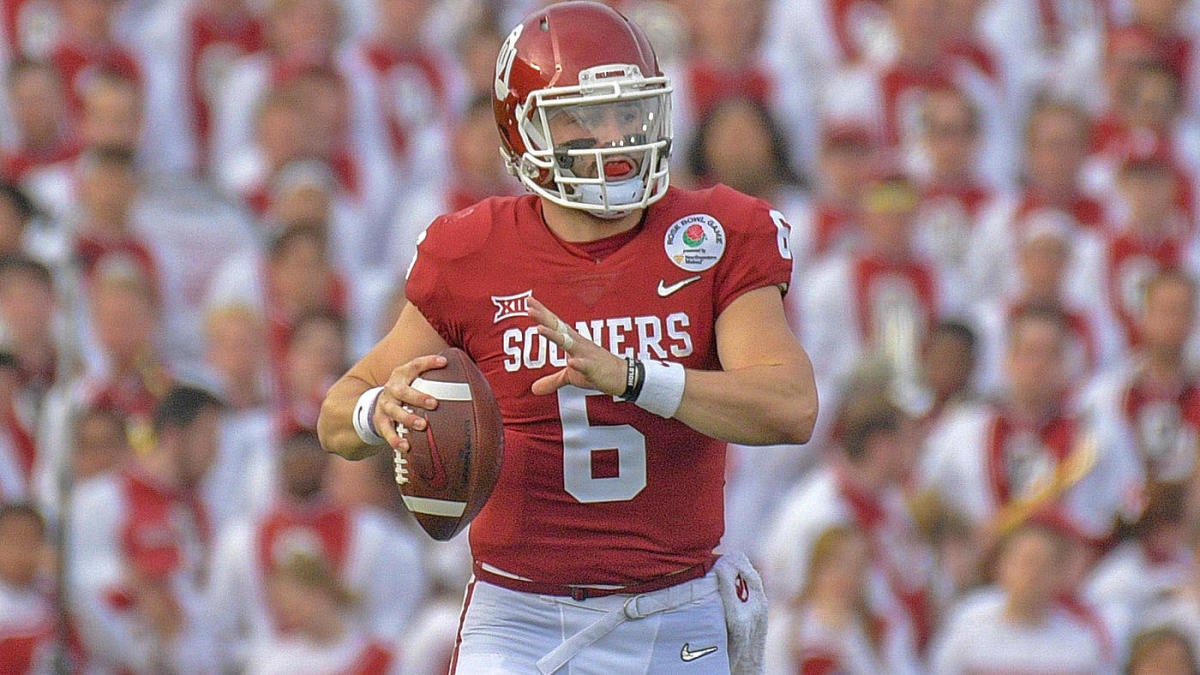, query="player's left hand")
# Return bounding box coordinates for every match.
[527,297,627,396]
